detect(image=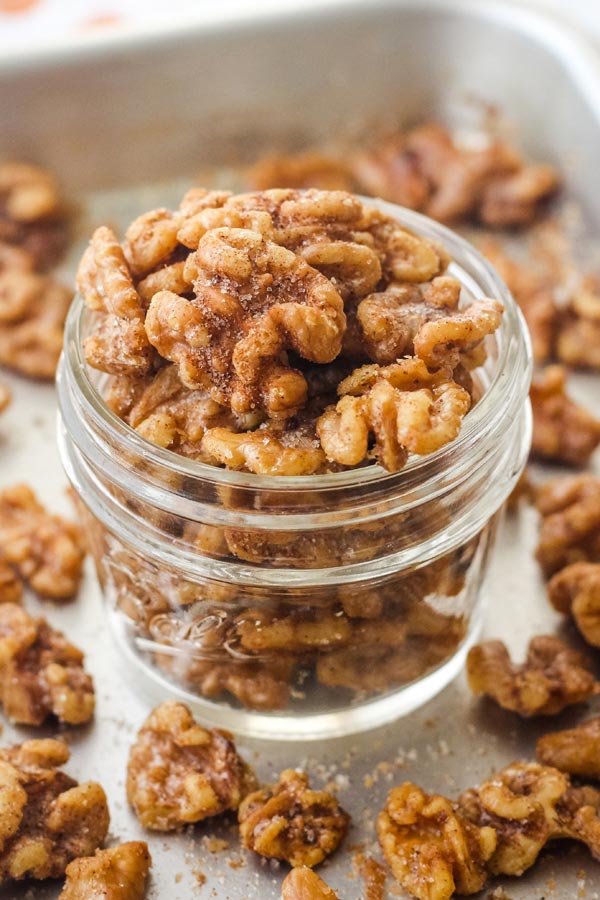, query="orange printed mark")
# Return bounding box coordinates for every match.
[81,12,122,30]
[0,0,39,13]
